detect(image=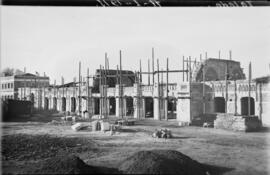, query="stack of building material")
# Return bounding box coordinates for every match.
[71,123,88,131]
[214,114,261,132]
[100,121,110,131]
